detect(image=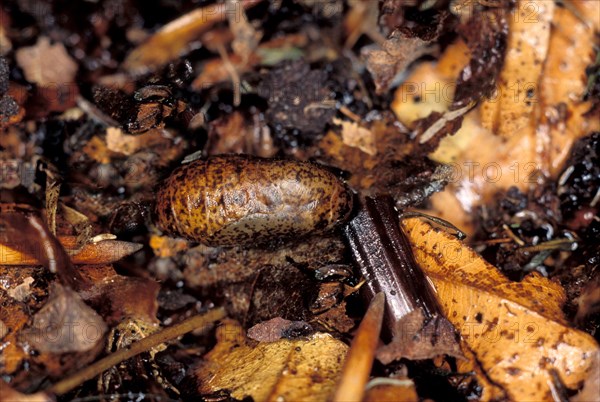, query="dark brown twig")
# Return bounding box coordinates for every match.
[344,196,462,361]
[345,196,441,335]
